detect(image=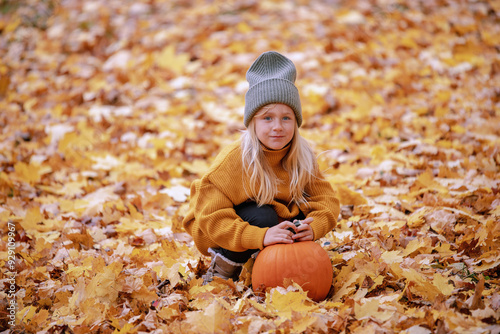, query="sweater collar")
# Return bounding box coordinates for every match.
[261,142,290,167]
